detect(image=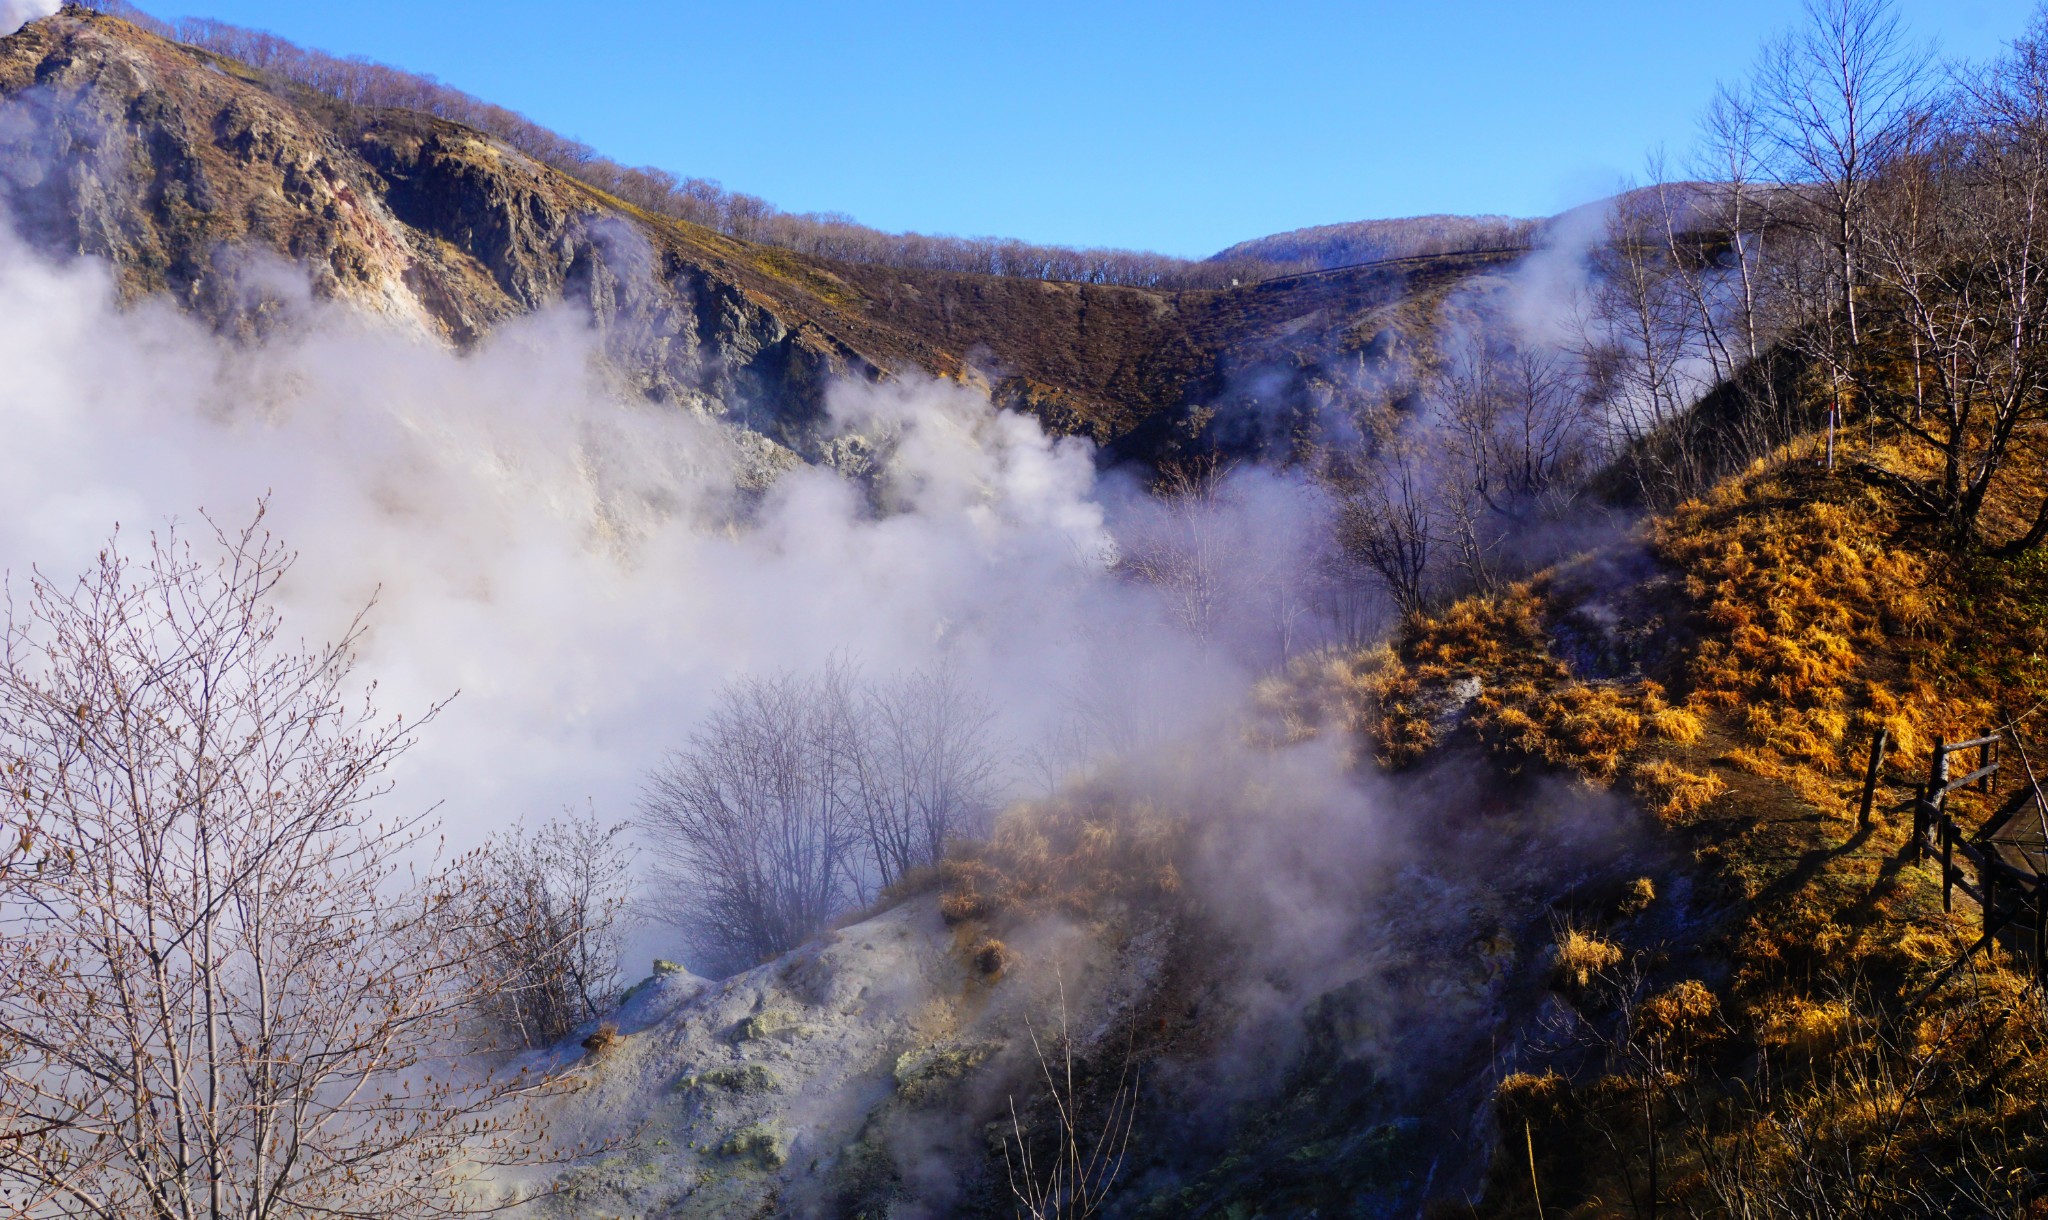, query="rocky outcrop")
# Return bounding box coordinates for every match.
[0,9,880,452]
[523,898,1138,1218]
